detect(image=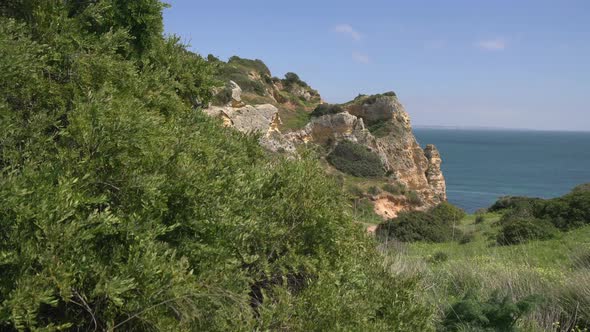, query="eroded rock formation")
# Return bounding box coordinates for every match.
[204,83,446,209]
